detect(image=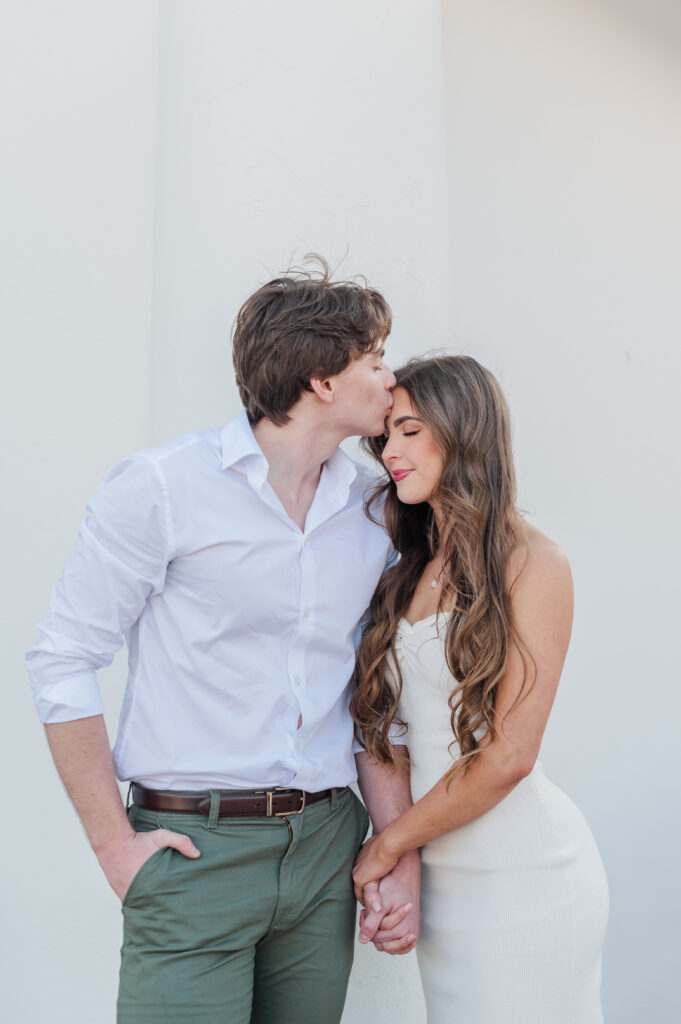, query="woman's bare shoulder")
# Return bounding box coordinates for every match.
[507,521,572,592]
